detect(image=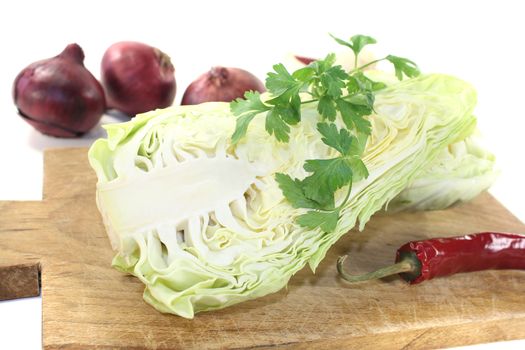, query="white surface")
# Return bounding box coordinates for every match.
[0,0,524,349]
